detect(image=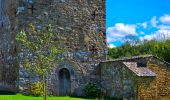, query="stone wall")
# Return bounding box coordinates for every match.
[17,0,106,53]
[17,0,106,96]
[19,60,101,96]
[0,0,19,92]
[50,61,83,96]
[137,58,170,100]
[100,56,170,100]
[99,62,137,99]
